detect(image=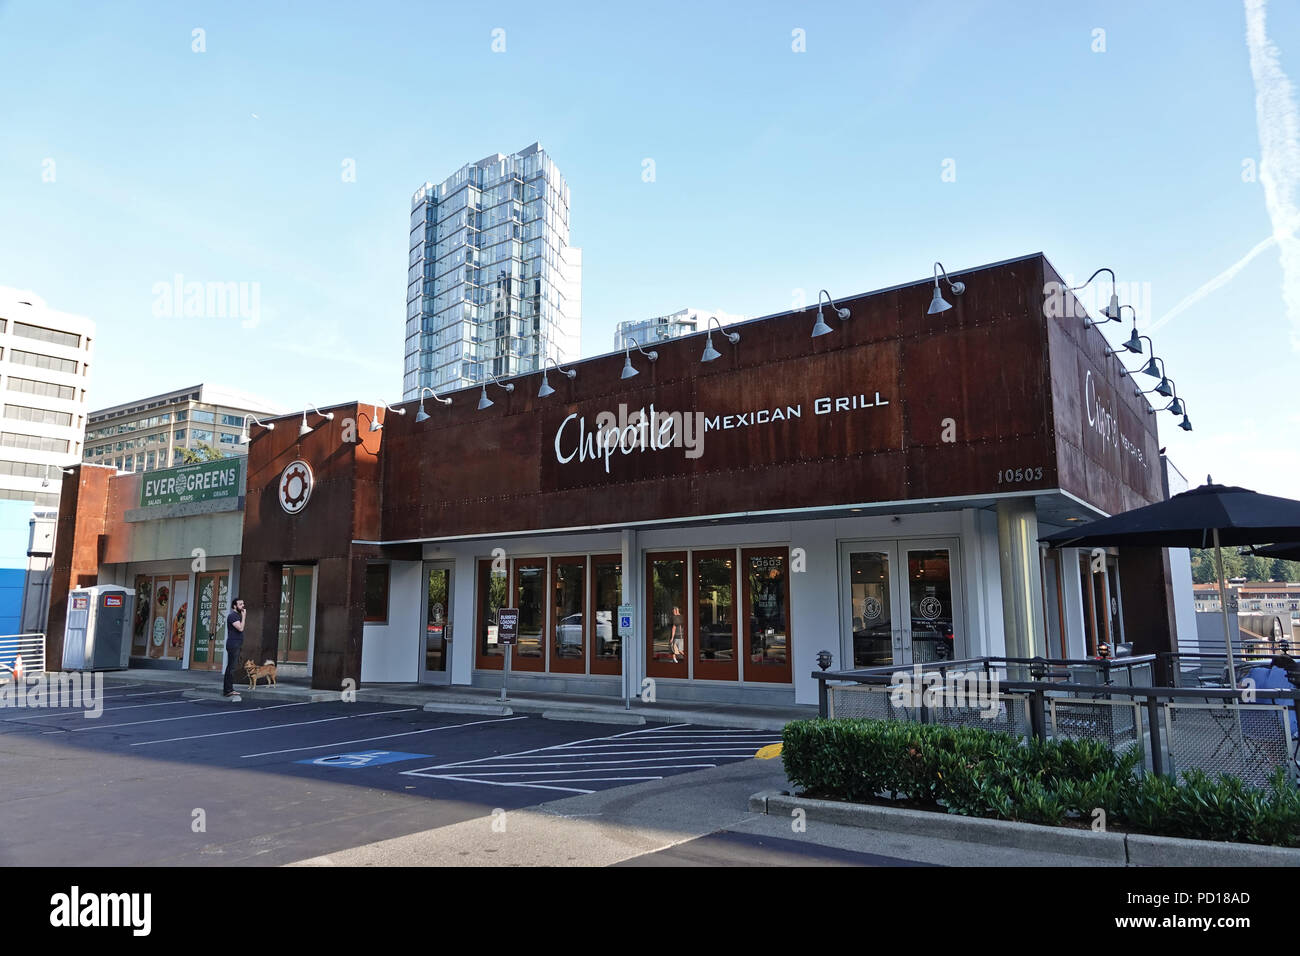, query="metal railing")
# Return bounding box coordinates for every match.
[814,657,1299,786]
[0,633,47,681]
